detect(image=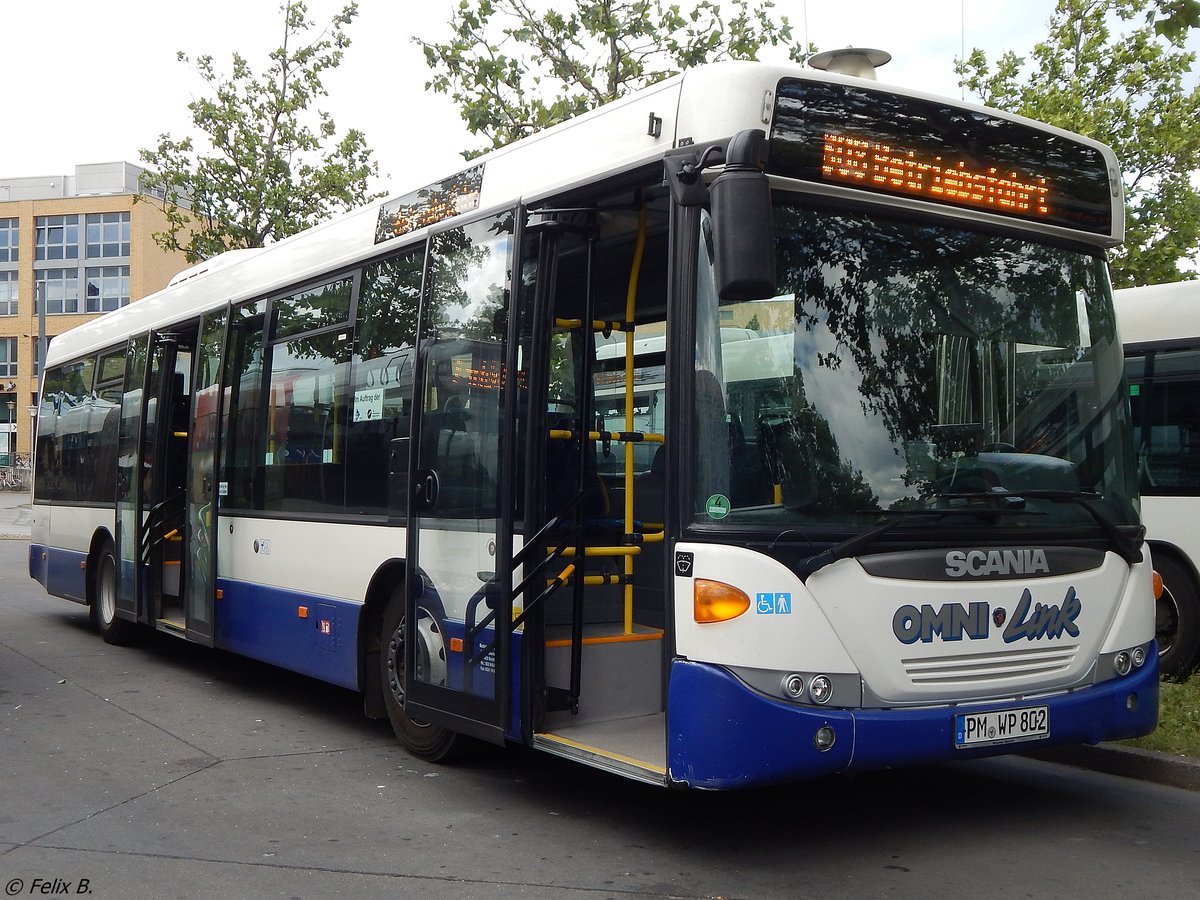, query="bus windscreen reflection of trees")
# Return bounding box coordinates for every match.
[742,204,1115,520]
